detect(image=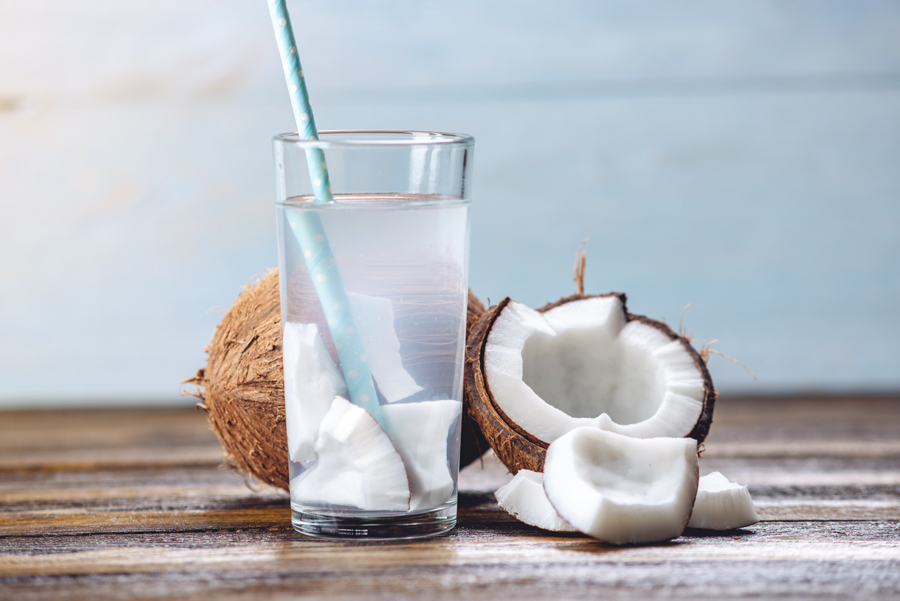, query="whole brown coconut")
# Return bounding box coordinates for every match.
[464,293,716,475]
[186,268,488,491]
